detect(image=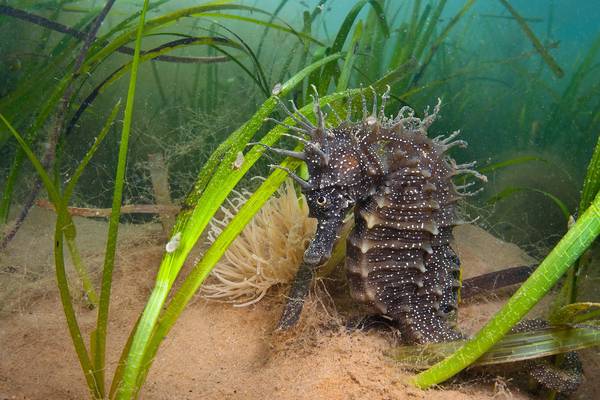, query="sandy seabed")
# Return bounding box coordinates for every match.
[1,207,598,400]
